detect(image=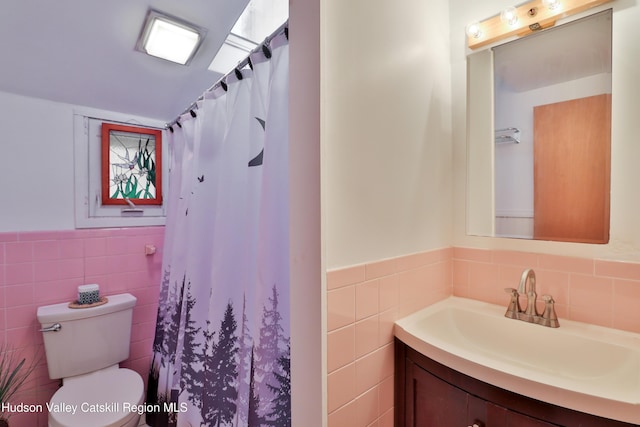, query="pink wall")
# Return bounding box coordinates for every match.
[453,247,640,333]
[326,246,640,427]
[326,248,452,427]
[0,226,164,426]
[4,227,640,427]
